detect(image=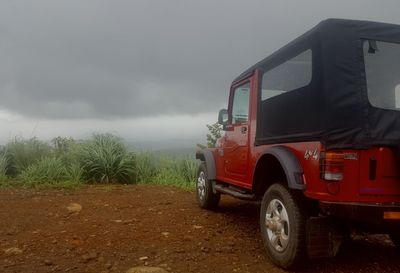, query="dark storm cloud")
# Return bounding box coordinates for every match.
[0,0,399,119]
